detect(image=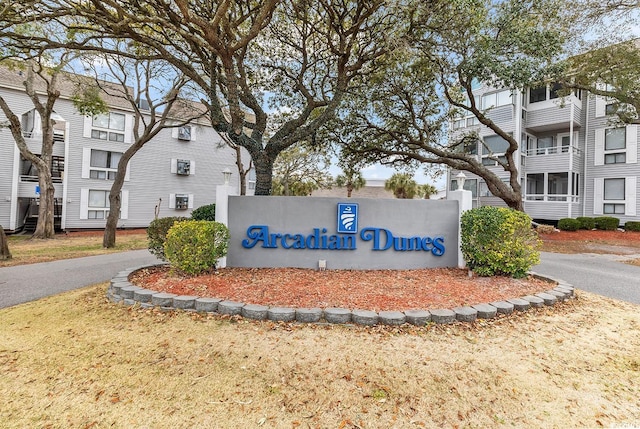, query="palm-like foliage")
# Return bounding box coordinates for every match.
[385,173,418,199]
